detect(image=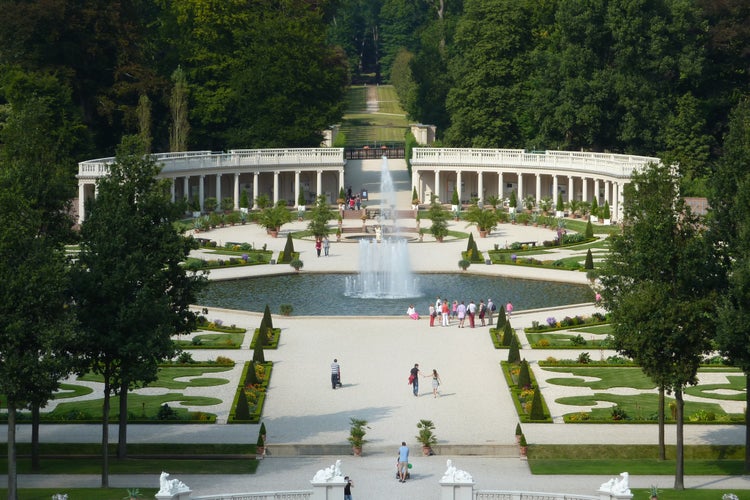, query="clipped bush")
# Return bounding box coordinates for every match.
[279,234,295,263]
[245,360,260,385]
[517,359,531,389]
[157,404,178,420]
[508,335,521,364]
[253,338,266,364]
[502,322,513,346]
[235,389,251,420]
[529,388,545,420]
[584,249,594,269]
